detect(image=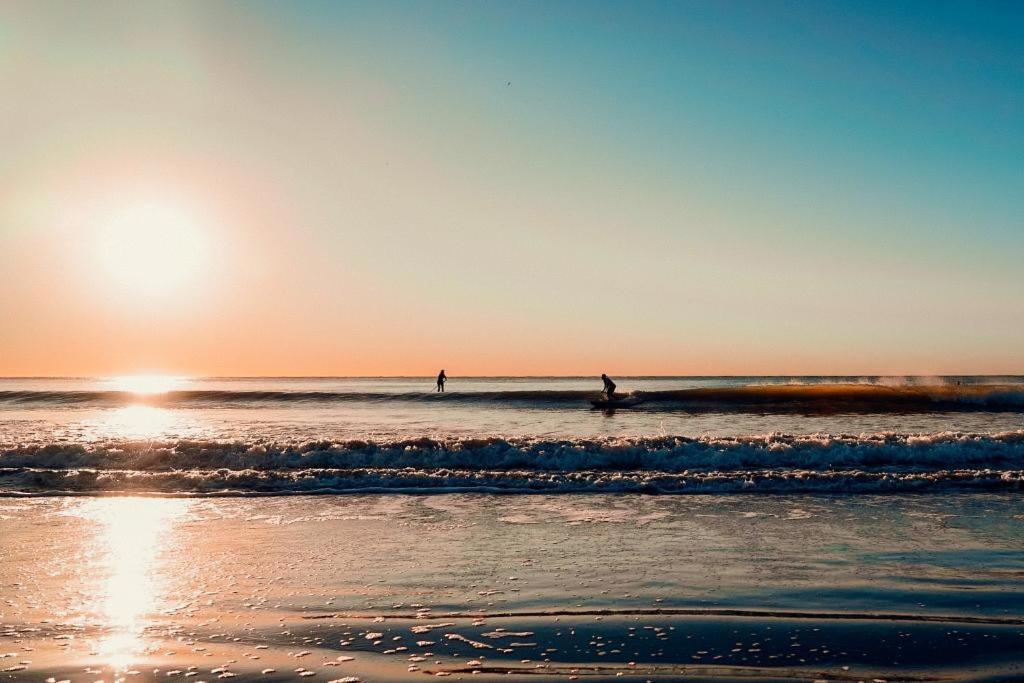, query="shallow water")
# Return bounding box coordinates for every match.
[1,493,1023,681]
